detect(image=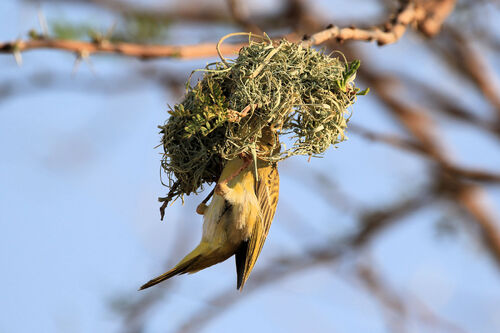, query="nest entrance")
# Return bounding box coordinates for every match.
[158,34,367,217]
